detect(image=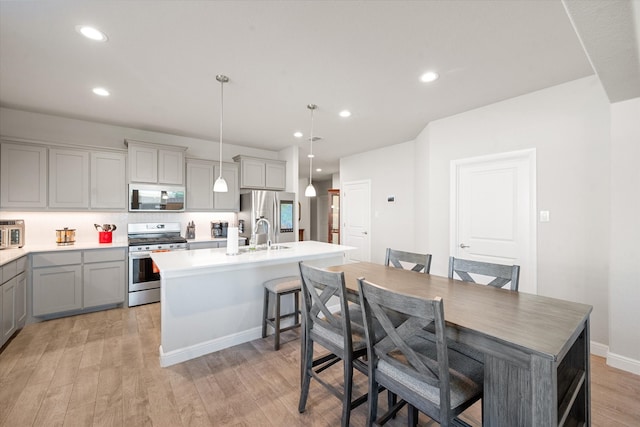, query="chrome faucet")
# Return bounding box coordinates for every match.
[254,217,272,248]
